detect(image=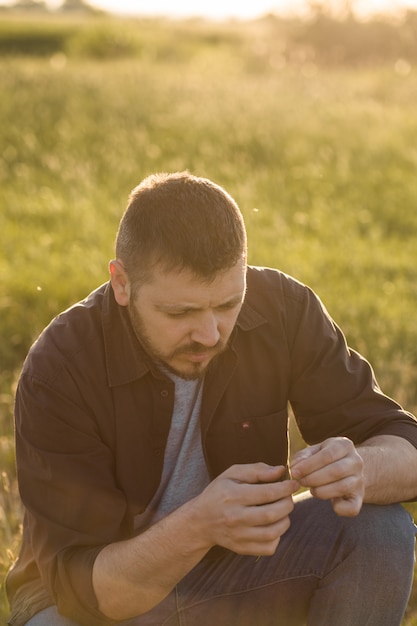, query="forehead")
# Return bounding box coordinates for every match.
[138,262,246,307]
